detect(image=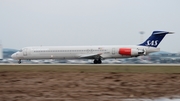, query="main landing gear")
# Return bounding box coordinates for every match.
[93,58,102,64]
[18,59,21,64]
